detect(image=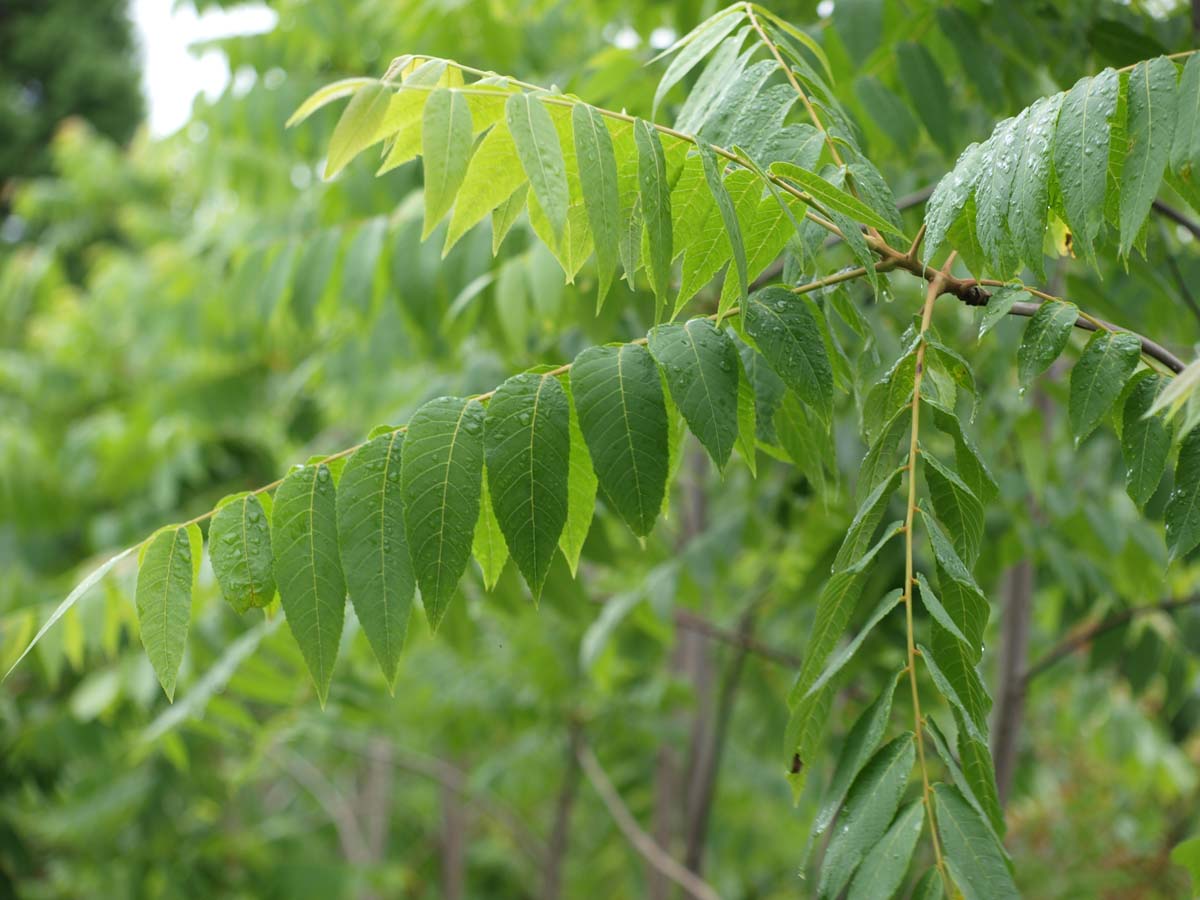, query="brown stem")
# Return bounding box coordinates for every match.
[542,725,583,900]
[991,554,1033,806]
[1003,300,1184,374]
[577,739,724,900]
[683,610,754,876]
[1022,595,1200,684]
